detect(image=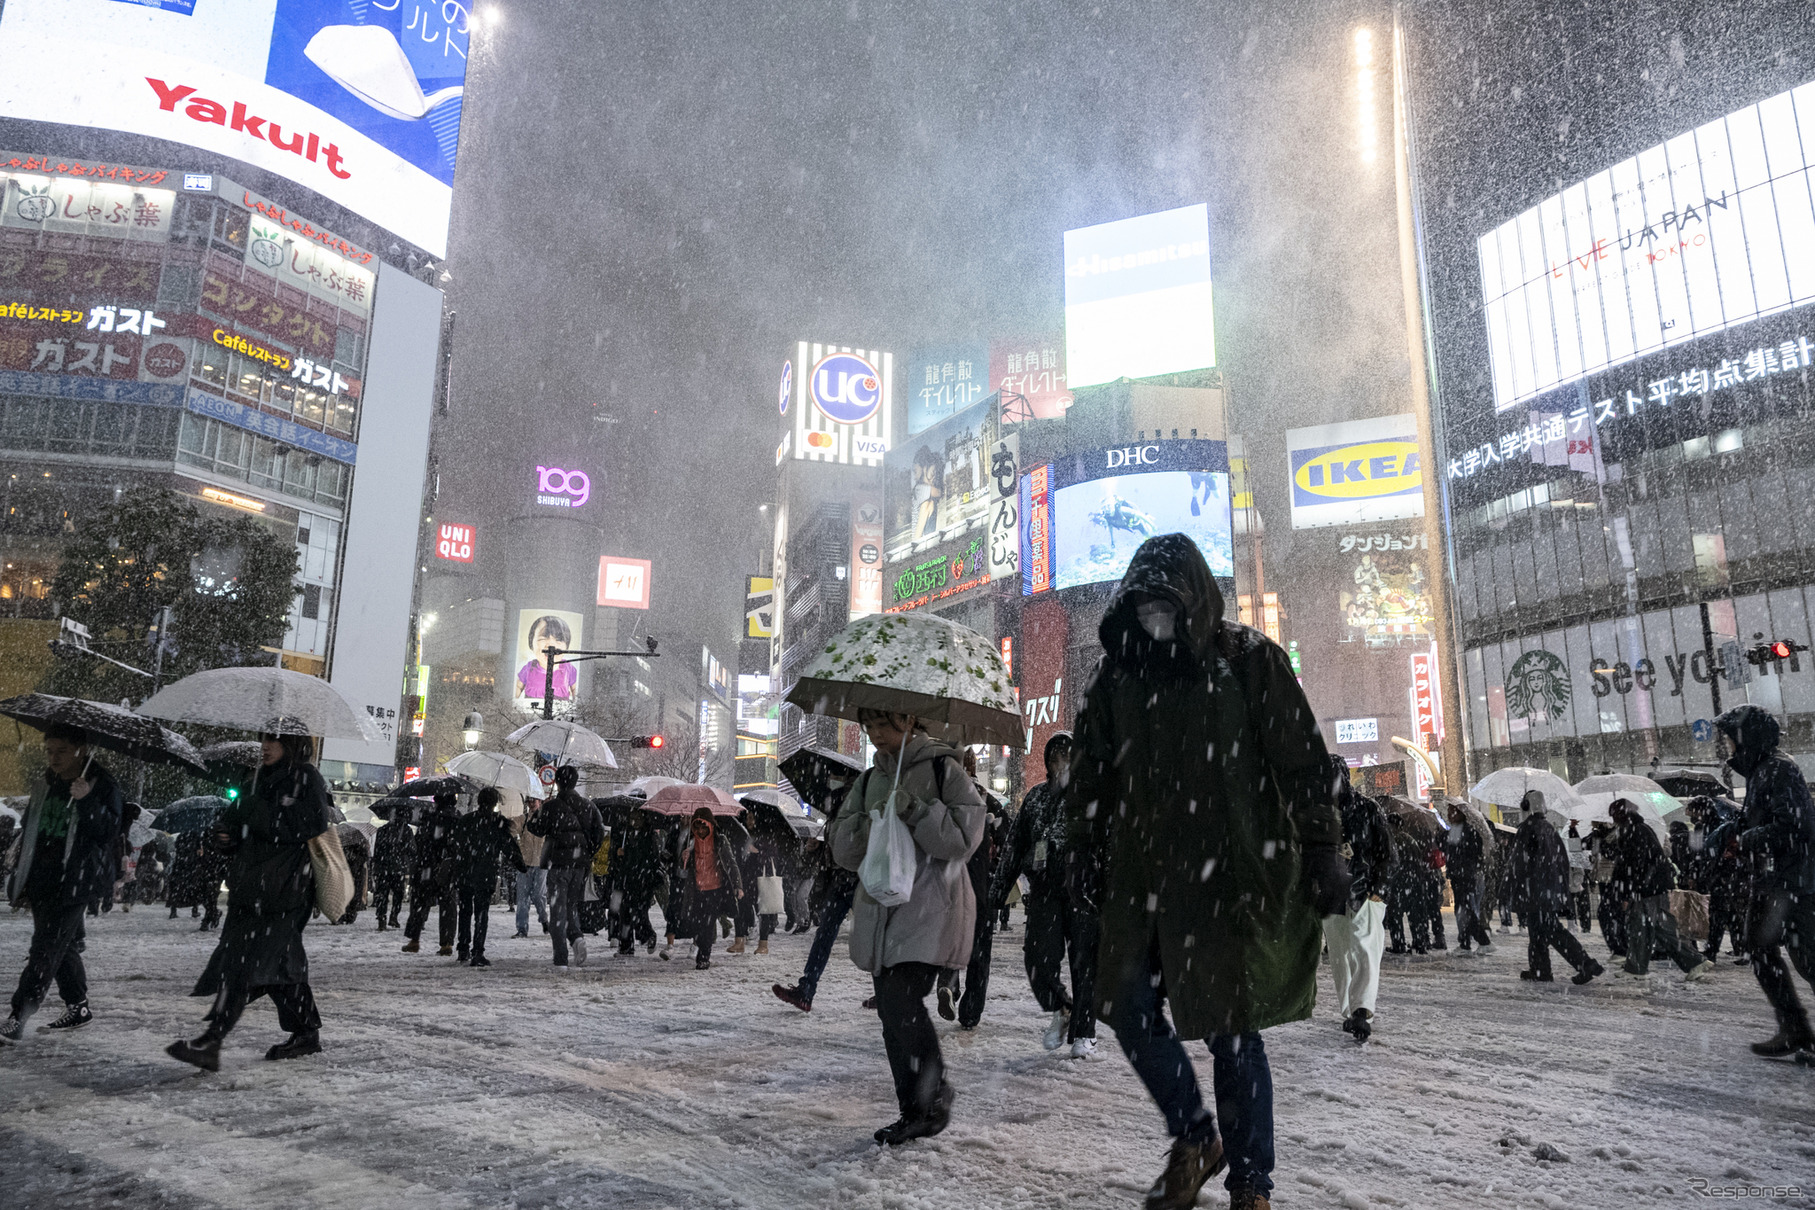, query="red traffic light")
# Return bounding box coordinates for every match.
[632,735,664,749]
[1771,640,1794,660]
